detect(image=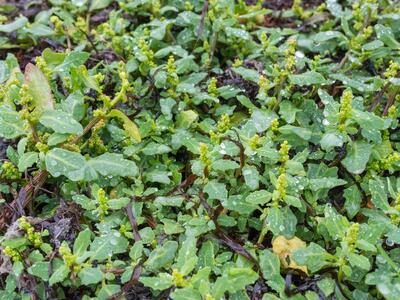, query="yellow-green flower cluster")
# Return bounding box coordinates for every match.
[217,114,231,133]
[199,143,211,169]
[208,0,219,21]
[279,141,290,165]
[344,223,359,252]
[138,38,156,67]
[1,161,20,180]
[3,246,21,262]
[35,141,49,153]
[232,58,242,68]
[166,55,179,86]
[208,77,218,97]
[258,75,270,95]
[0,15,8,24]
[384,60,400,80]
[270,118,279,132]
[388,105,398,119]
[338,89,353,132]
[350,26,373,51]
[260,32,269,50]
[88,131,107,153]
[373,152,400,172]
[151,0,161,18]
[292,0,308,19]
[19,83,32,107]
[209,130,220,144]
[118,61,130,92]
[249,134,260,150]
[184,1,194,11]
[18,216,43,248]
[35,56,51,80]
[97,188,109,219]
[273,173,287,206]
[59,243,78,268]
[172,269,186,287]
[311,55,321,70]
[75,16,87,32]
[390,194,400,224]
[94,22,115,38]
[50,16,64,36]
[284,39,297,71]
